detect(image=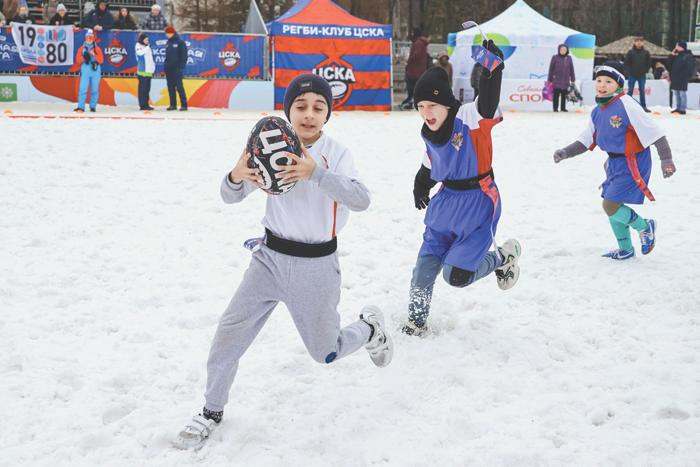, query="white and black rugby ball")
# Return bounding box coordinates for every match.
[246,116,302,195]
